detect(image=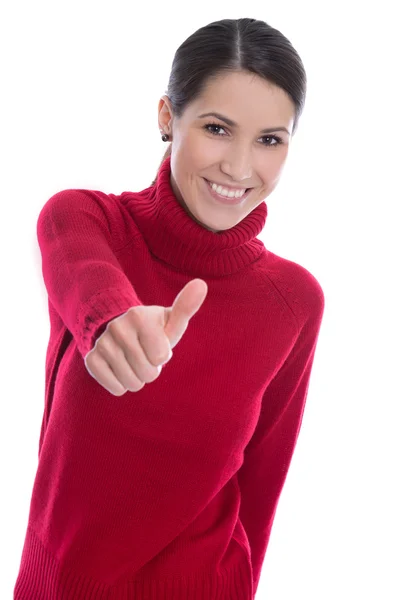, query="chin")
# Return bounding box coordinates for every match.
[199,215,239,233]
